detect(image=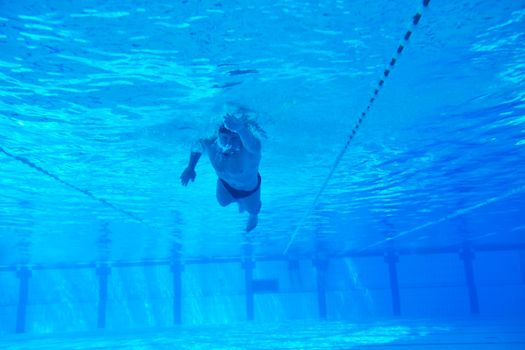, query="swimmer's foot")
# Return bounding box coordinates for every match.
[246,213,258,232]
